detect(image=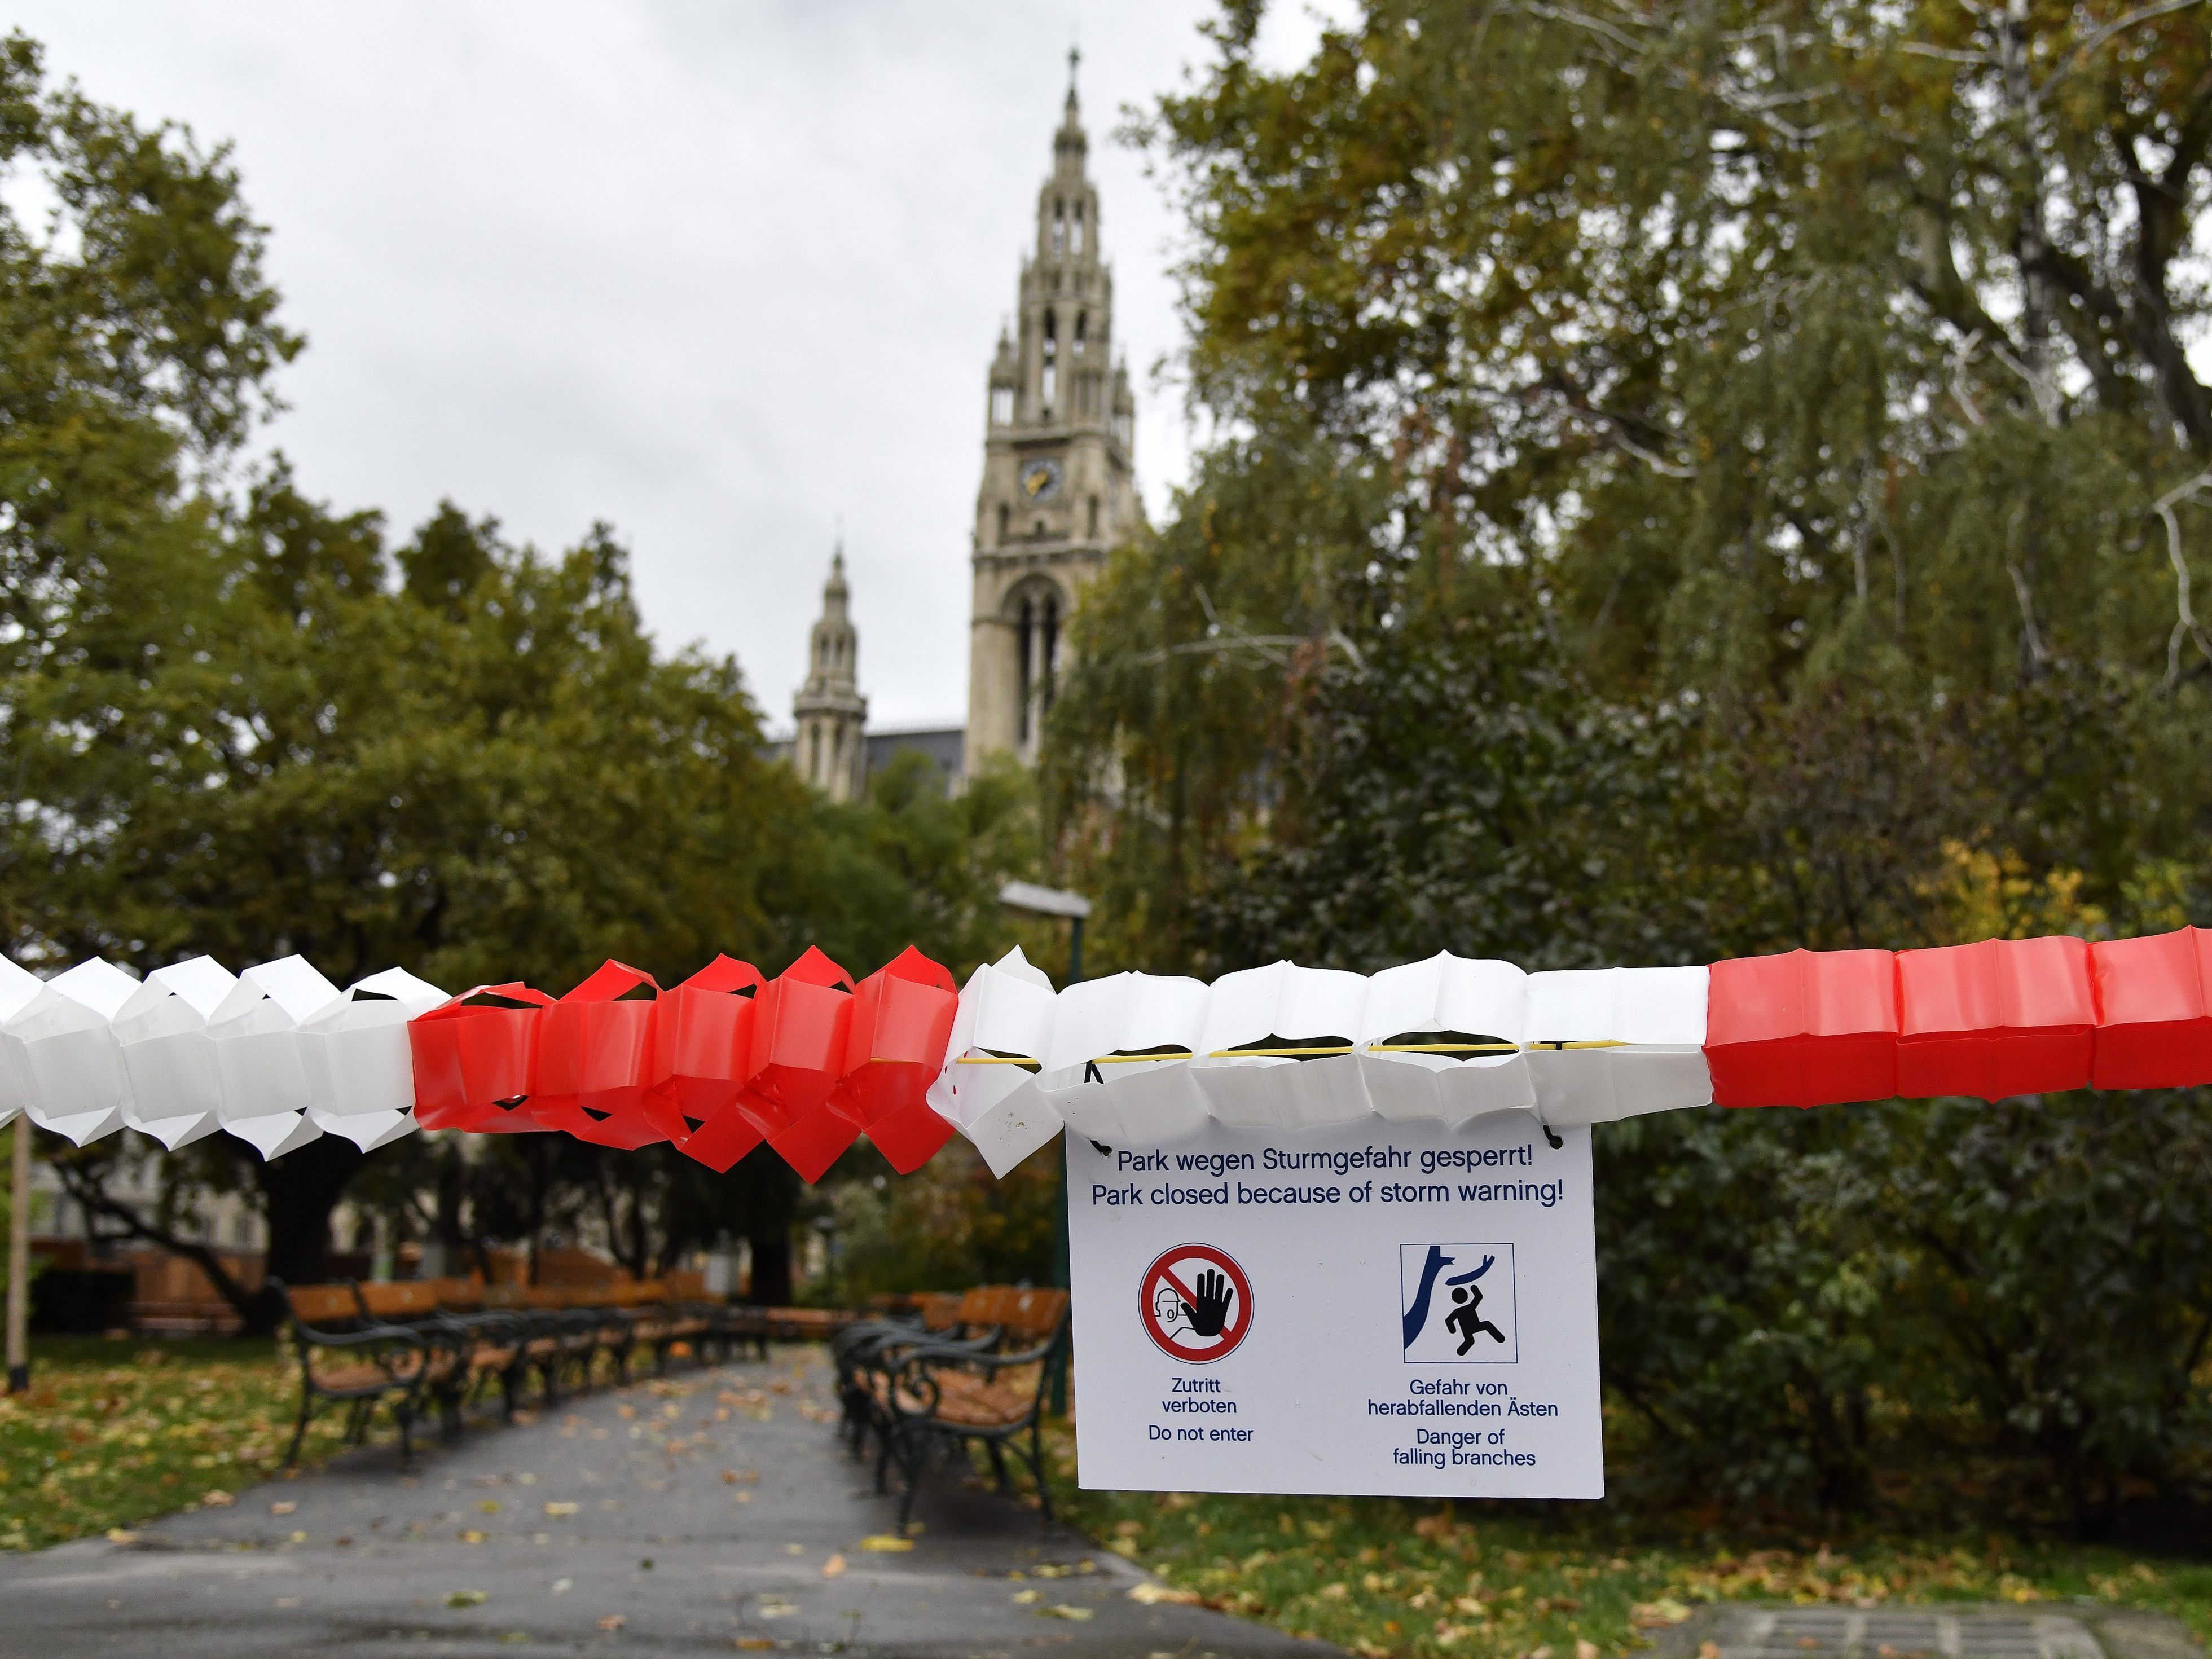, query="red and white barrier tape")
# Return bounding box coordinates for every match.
[2,930,2206,1179]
